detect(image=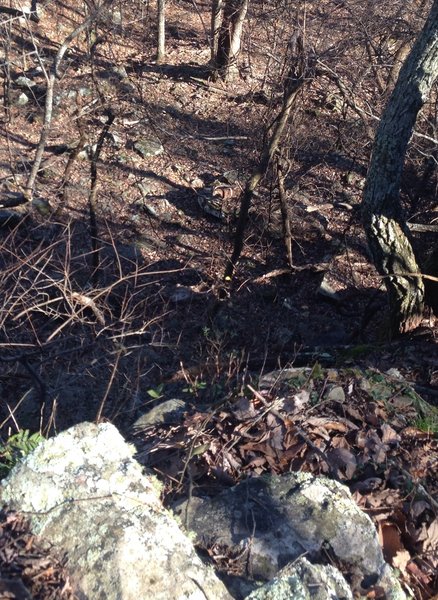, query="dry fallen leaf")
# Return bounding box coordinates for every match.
[392,549,411,573]
[380,423,401,445]
[379,522,404,563]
